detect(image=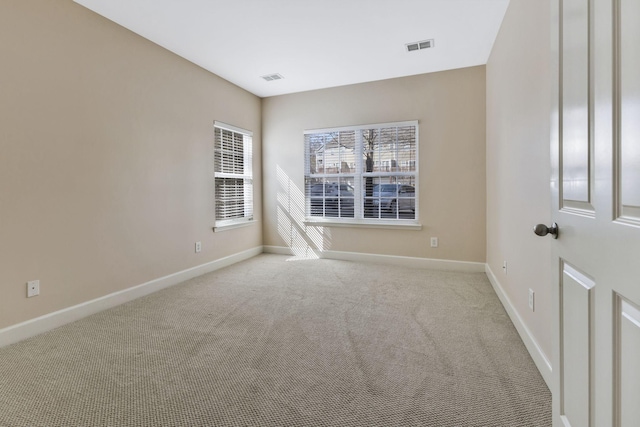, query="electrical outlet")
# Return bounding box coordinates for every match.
[430,237,438,248]
[503,261,508,275]
[529,289,535,311]
[27,280,40,298]
[195,241,202,253]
